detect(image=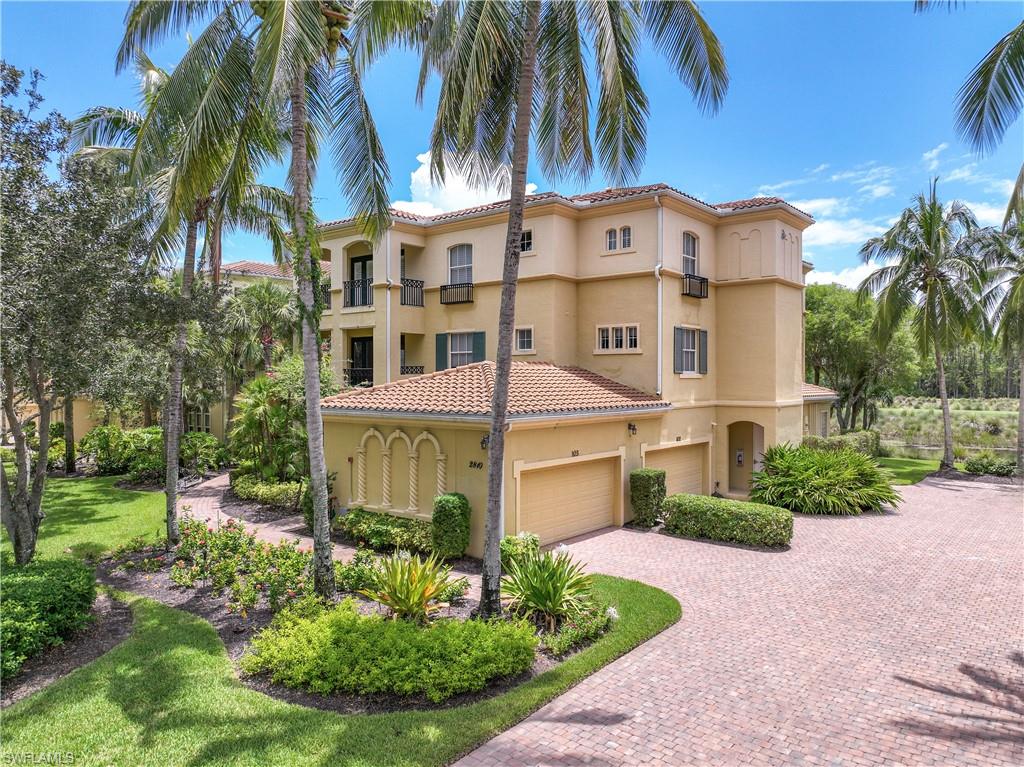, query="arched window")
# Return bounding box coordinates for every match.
[605,228,617,251]
[448,244,473,284]
[620,226,632,249]
[682,232,699,275]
